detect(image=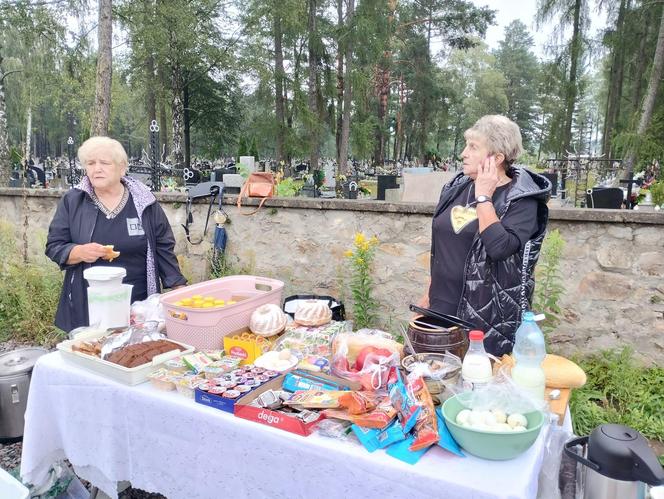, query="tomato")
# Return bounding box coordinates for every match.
[354,346,394,371]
